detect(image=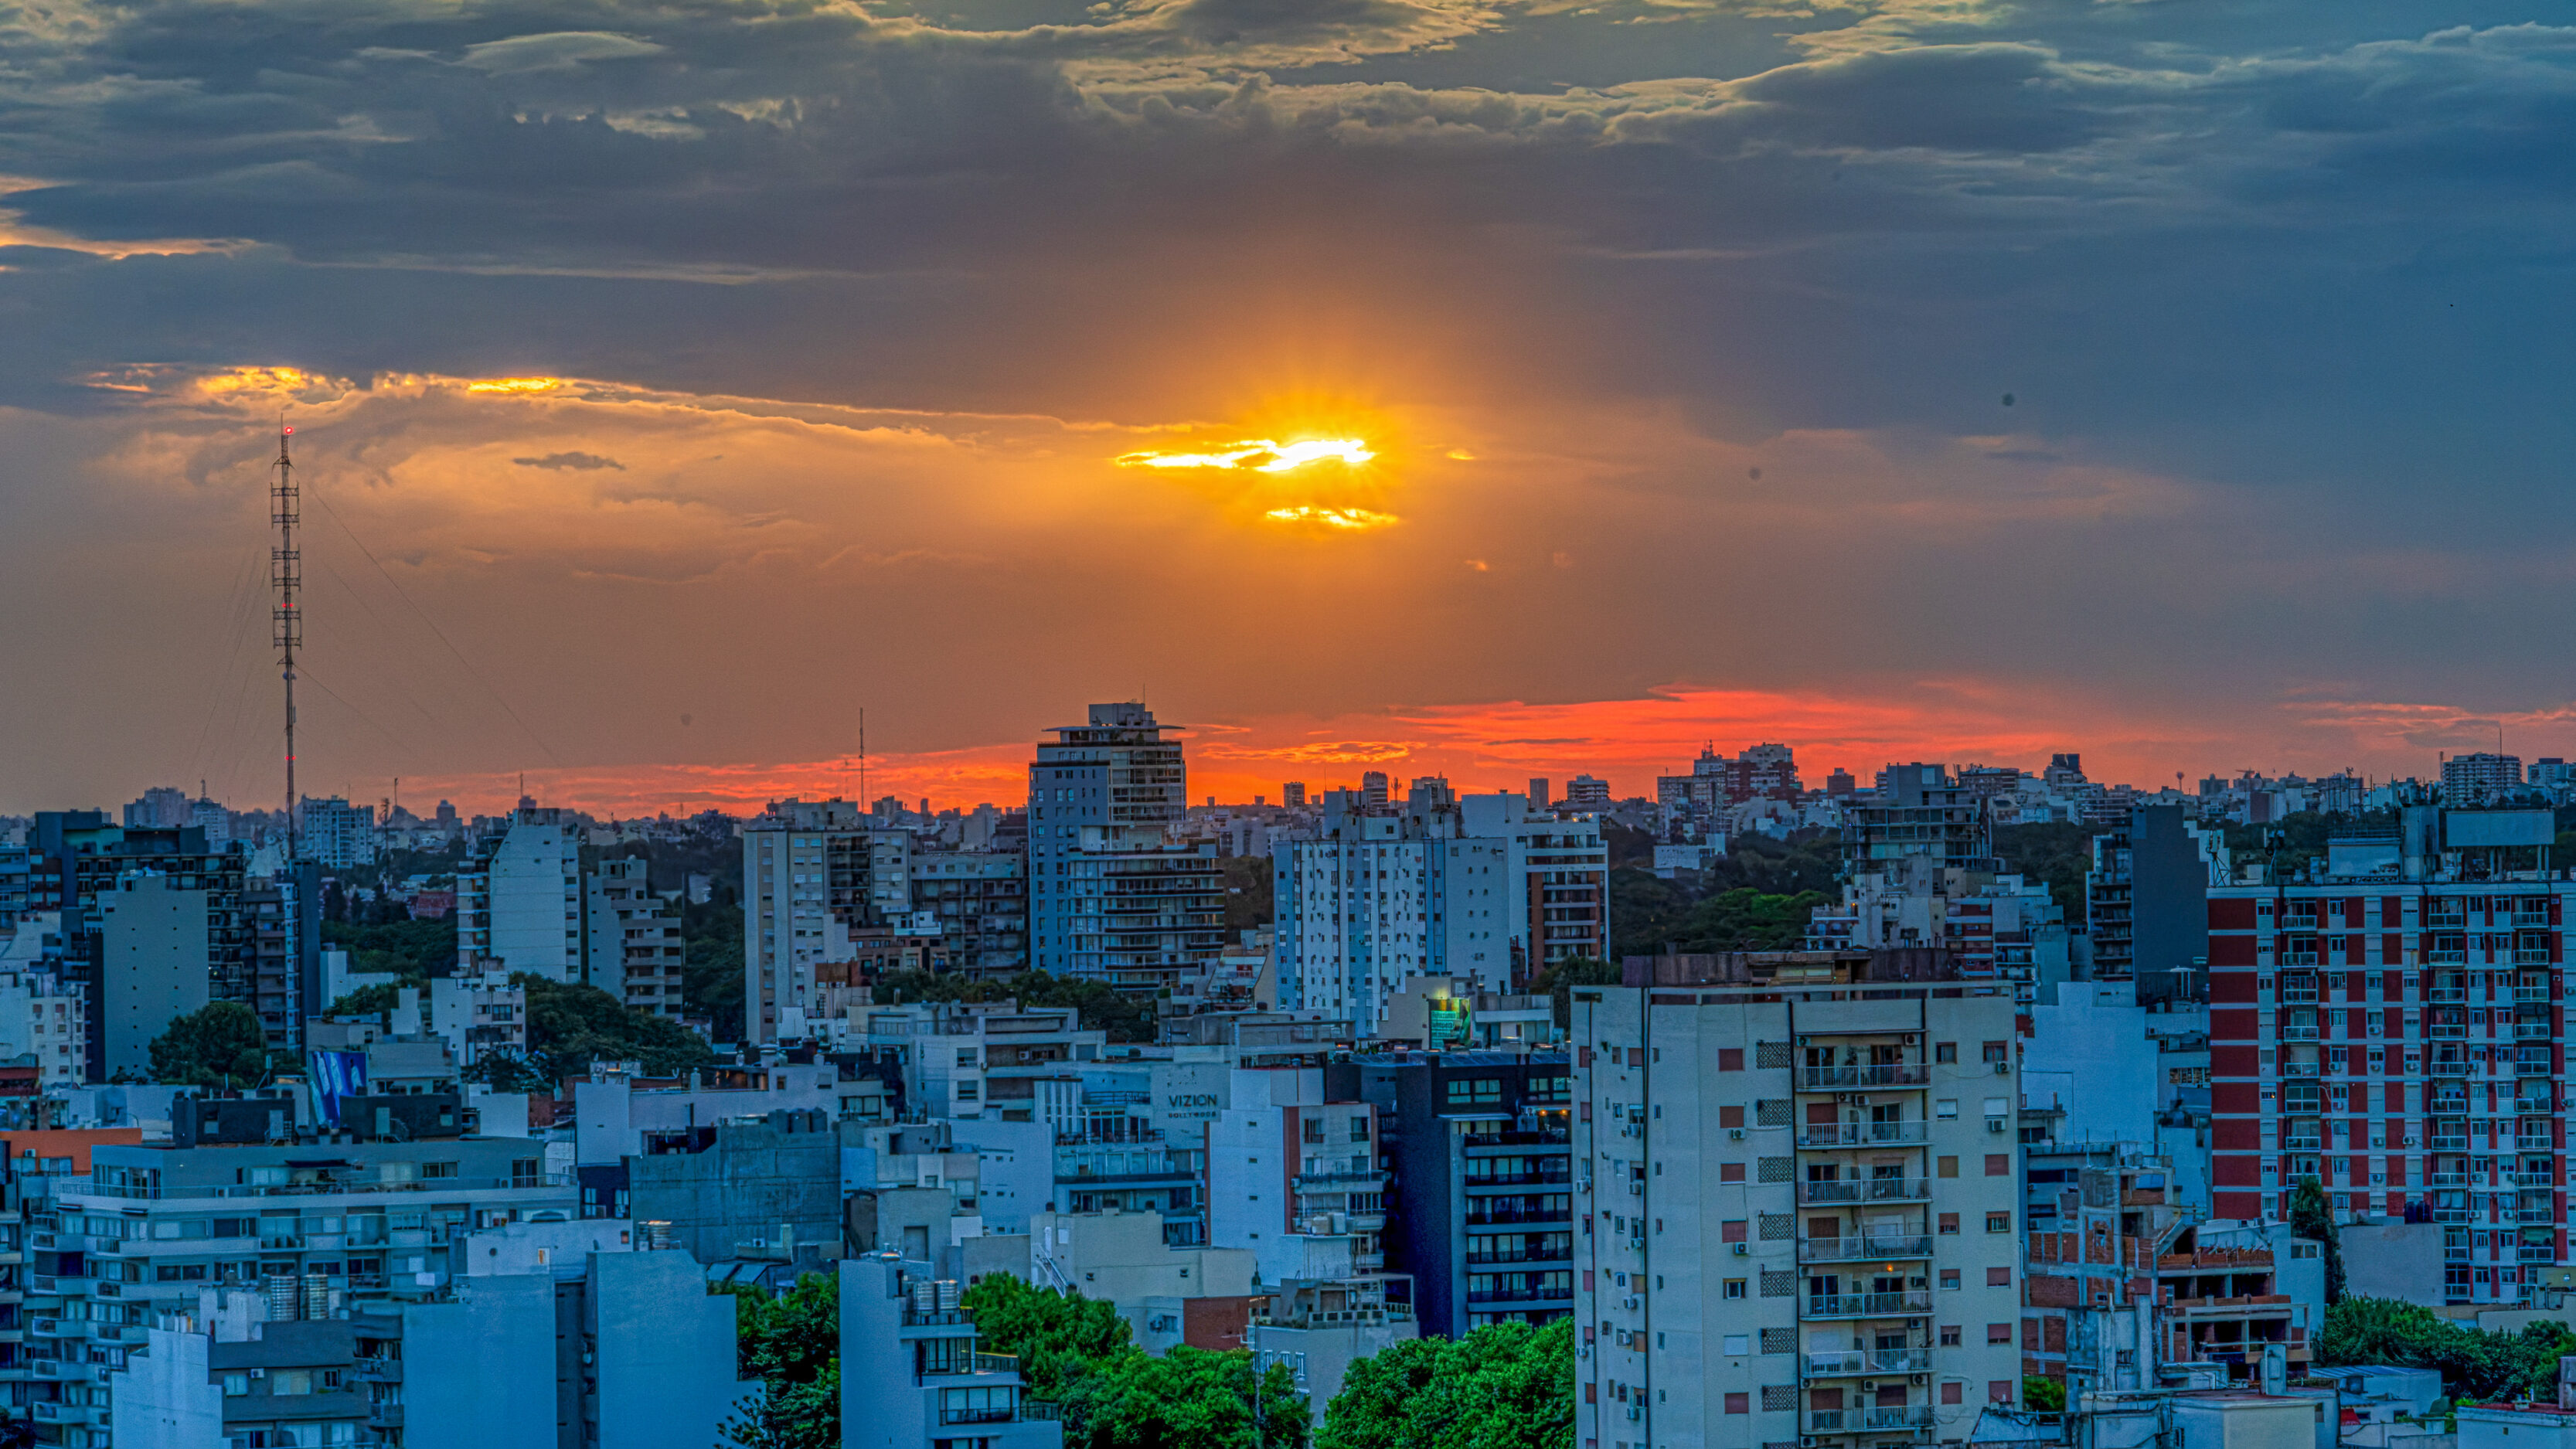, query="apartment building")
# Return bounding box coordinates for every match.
[1028,704,1223,995]
[1846,766,1996,873]
[840,1256,1065,1449]
[1806,862,2067,1002]
[1271,790,1606,1025]
[742,798,914,1043]
[1572,952,2024,1449]
[2020,1145,2185,1395]
[910,850,1029,978]
[1361,1049,1574,1338]
[295,796,376,870]
[2087,804,2224,1004]
[2206,803,2568,1306]
[455,805,582,980]
[585,856,686,1019]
